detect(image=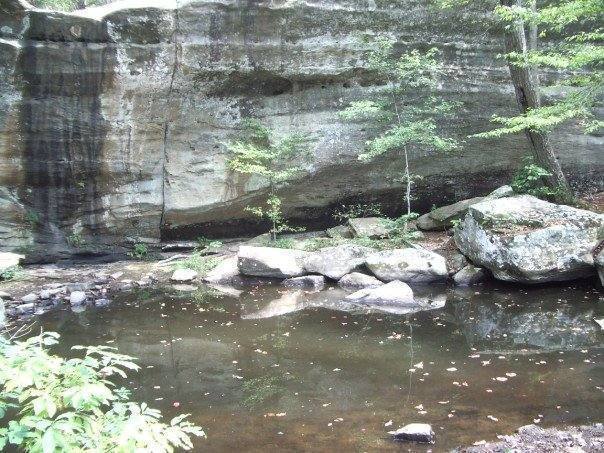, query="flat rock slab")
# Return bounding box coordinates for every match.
[366,248,448,283]
[454,195,604,283]
[203,256,239,283]
[303,244,373,280]
[238,246,310,278]
[389,423,435,444]
[0,252,24,273]
[170,268,198,282]
[348,217,390,239]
